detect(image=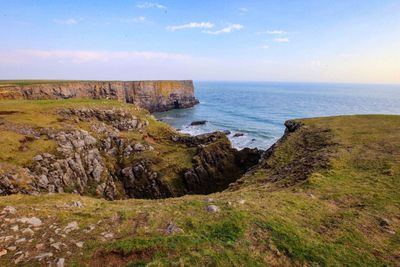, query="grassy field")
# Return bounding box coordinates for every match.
[0,100,399,266]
